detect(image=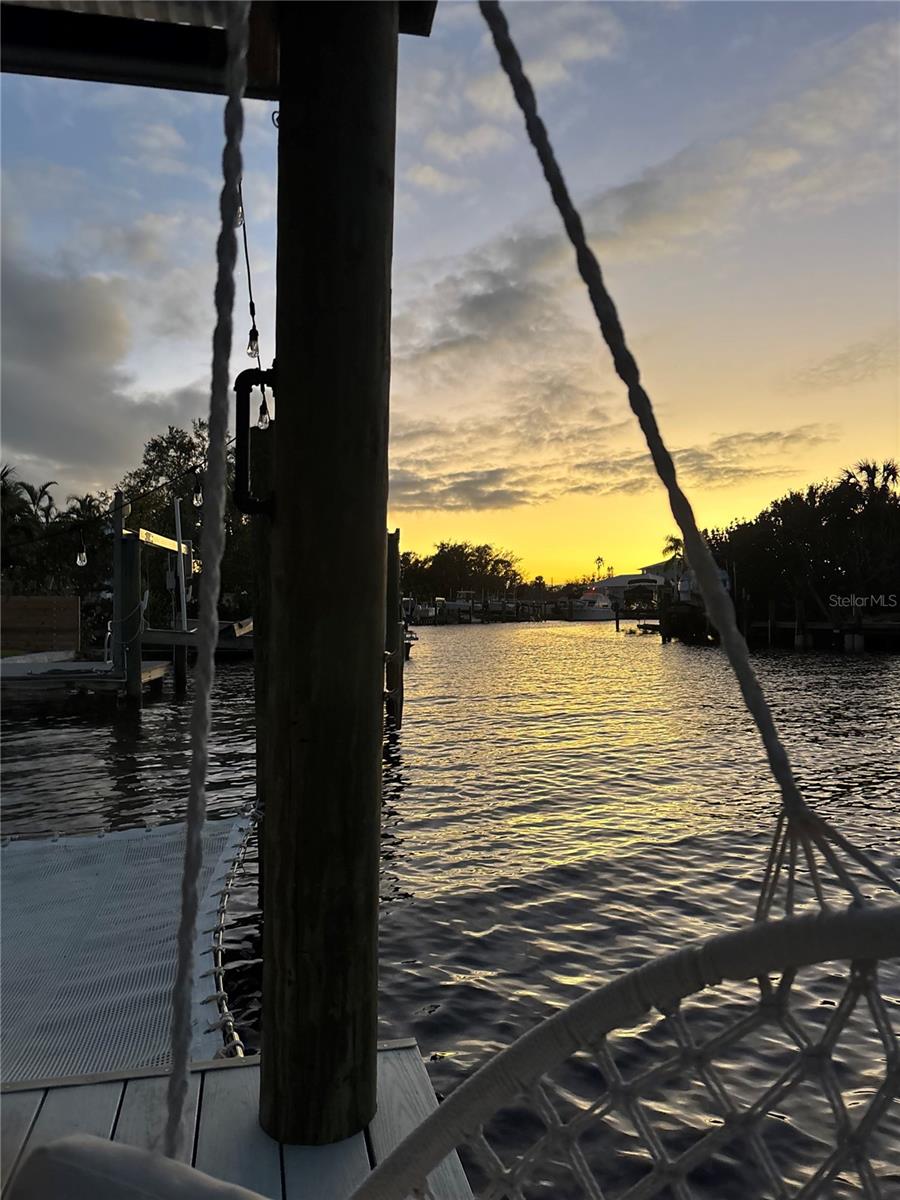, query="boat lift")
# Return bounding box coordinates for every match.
[110,492,194,703]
